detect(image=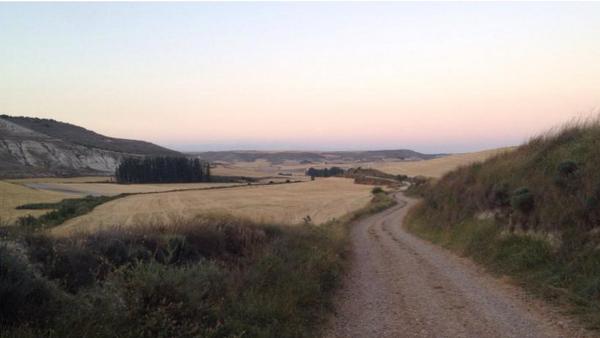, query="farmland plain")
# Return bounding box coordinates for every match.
[369,147,514,178]
[53,178,374,235]
[211,147,512,179]
[22,182,242,197]
[0,148,505,227]
[0,178,240,223]
[0,181,74,222]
